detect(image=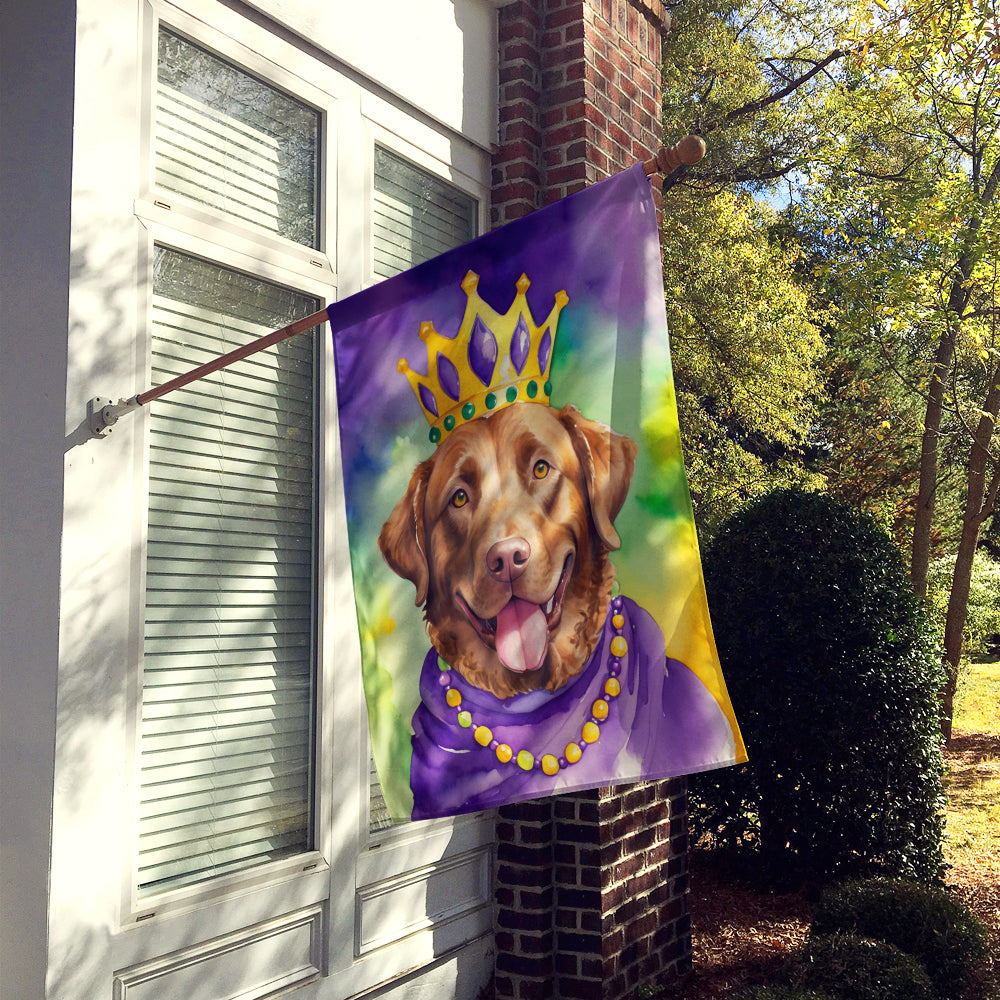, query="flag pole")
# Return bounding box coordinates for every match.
[87,135,705,438]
